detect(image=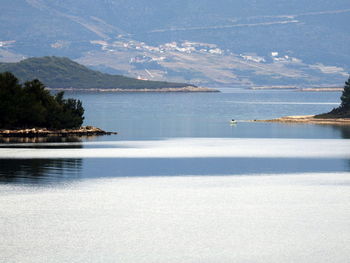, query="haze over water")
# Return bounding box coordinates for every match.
[1,90,350,262]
